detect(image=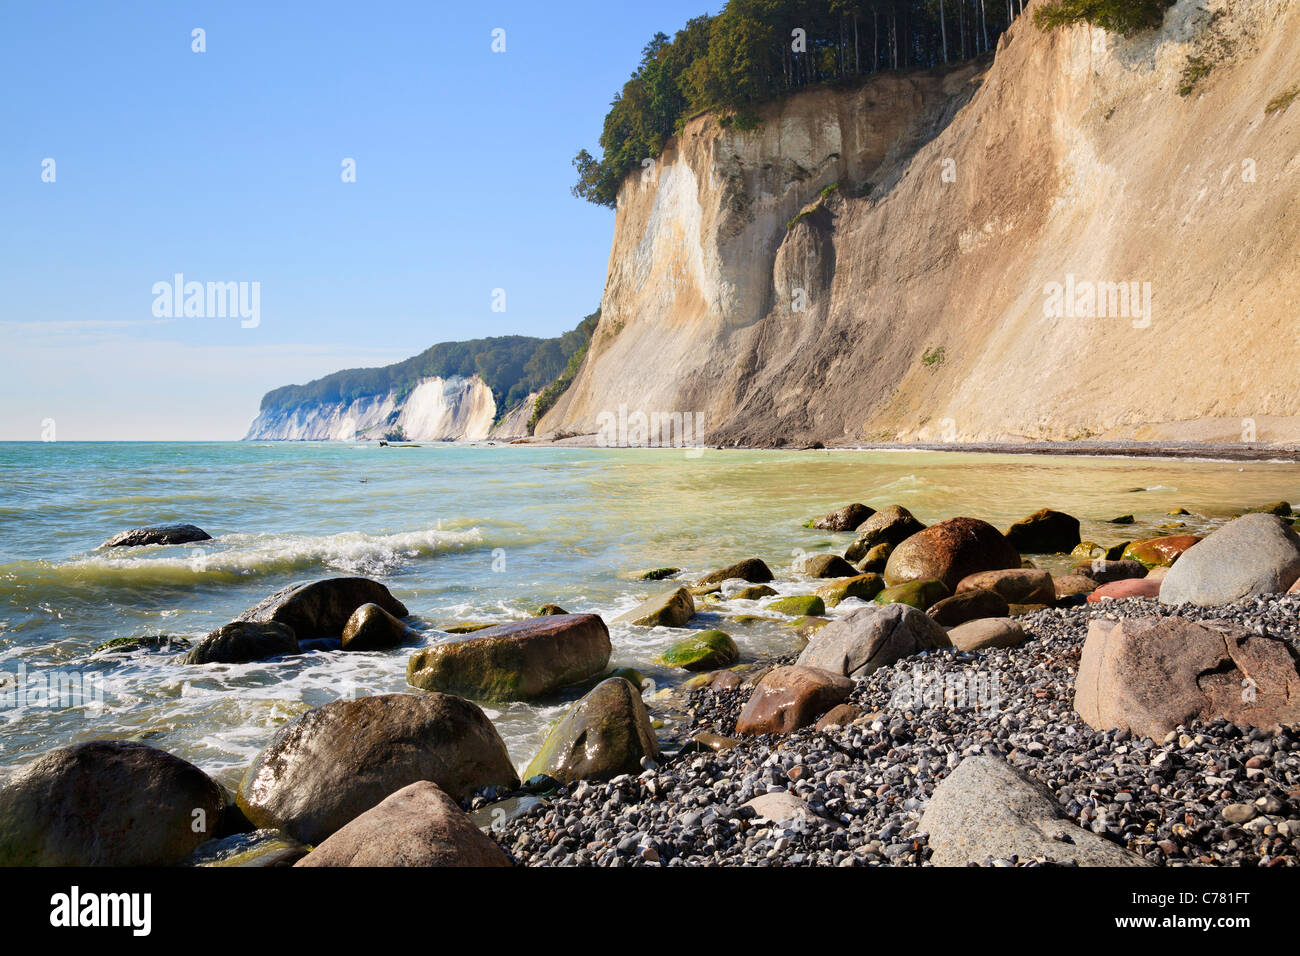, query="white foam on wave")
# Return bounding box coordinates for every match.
[0,525,485,591]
